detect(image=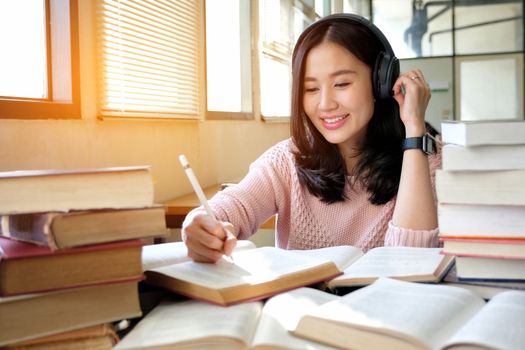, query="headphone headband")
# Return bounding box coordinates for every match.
[296,13,399,99]
[308,13,396,57]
